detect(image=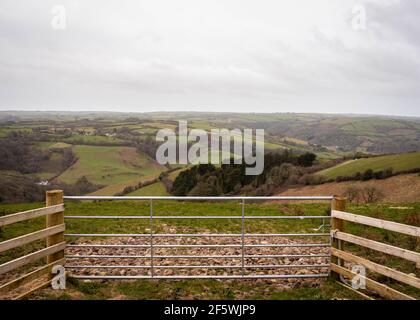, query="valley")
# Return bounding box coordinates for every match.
[1,111,420,200]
